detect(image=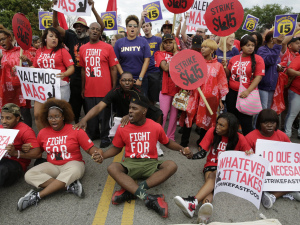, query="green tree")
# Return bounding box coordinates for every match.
[235,4,294,39]
[0,0,52,36]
